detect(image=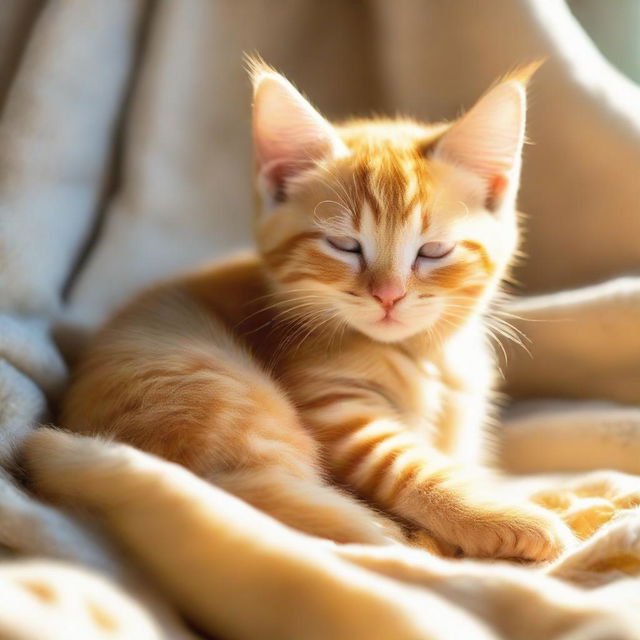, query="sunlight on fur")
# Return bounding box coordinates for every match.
[58,57,573,561]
